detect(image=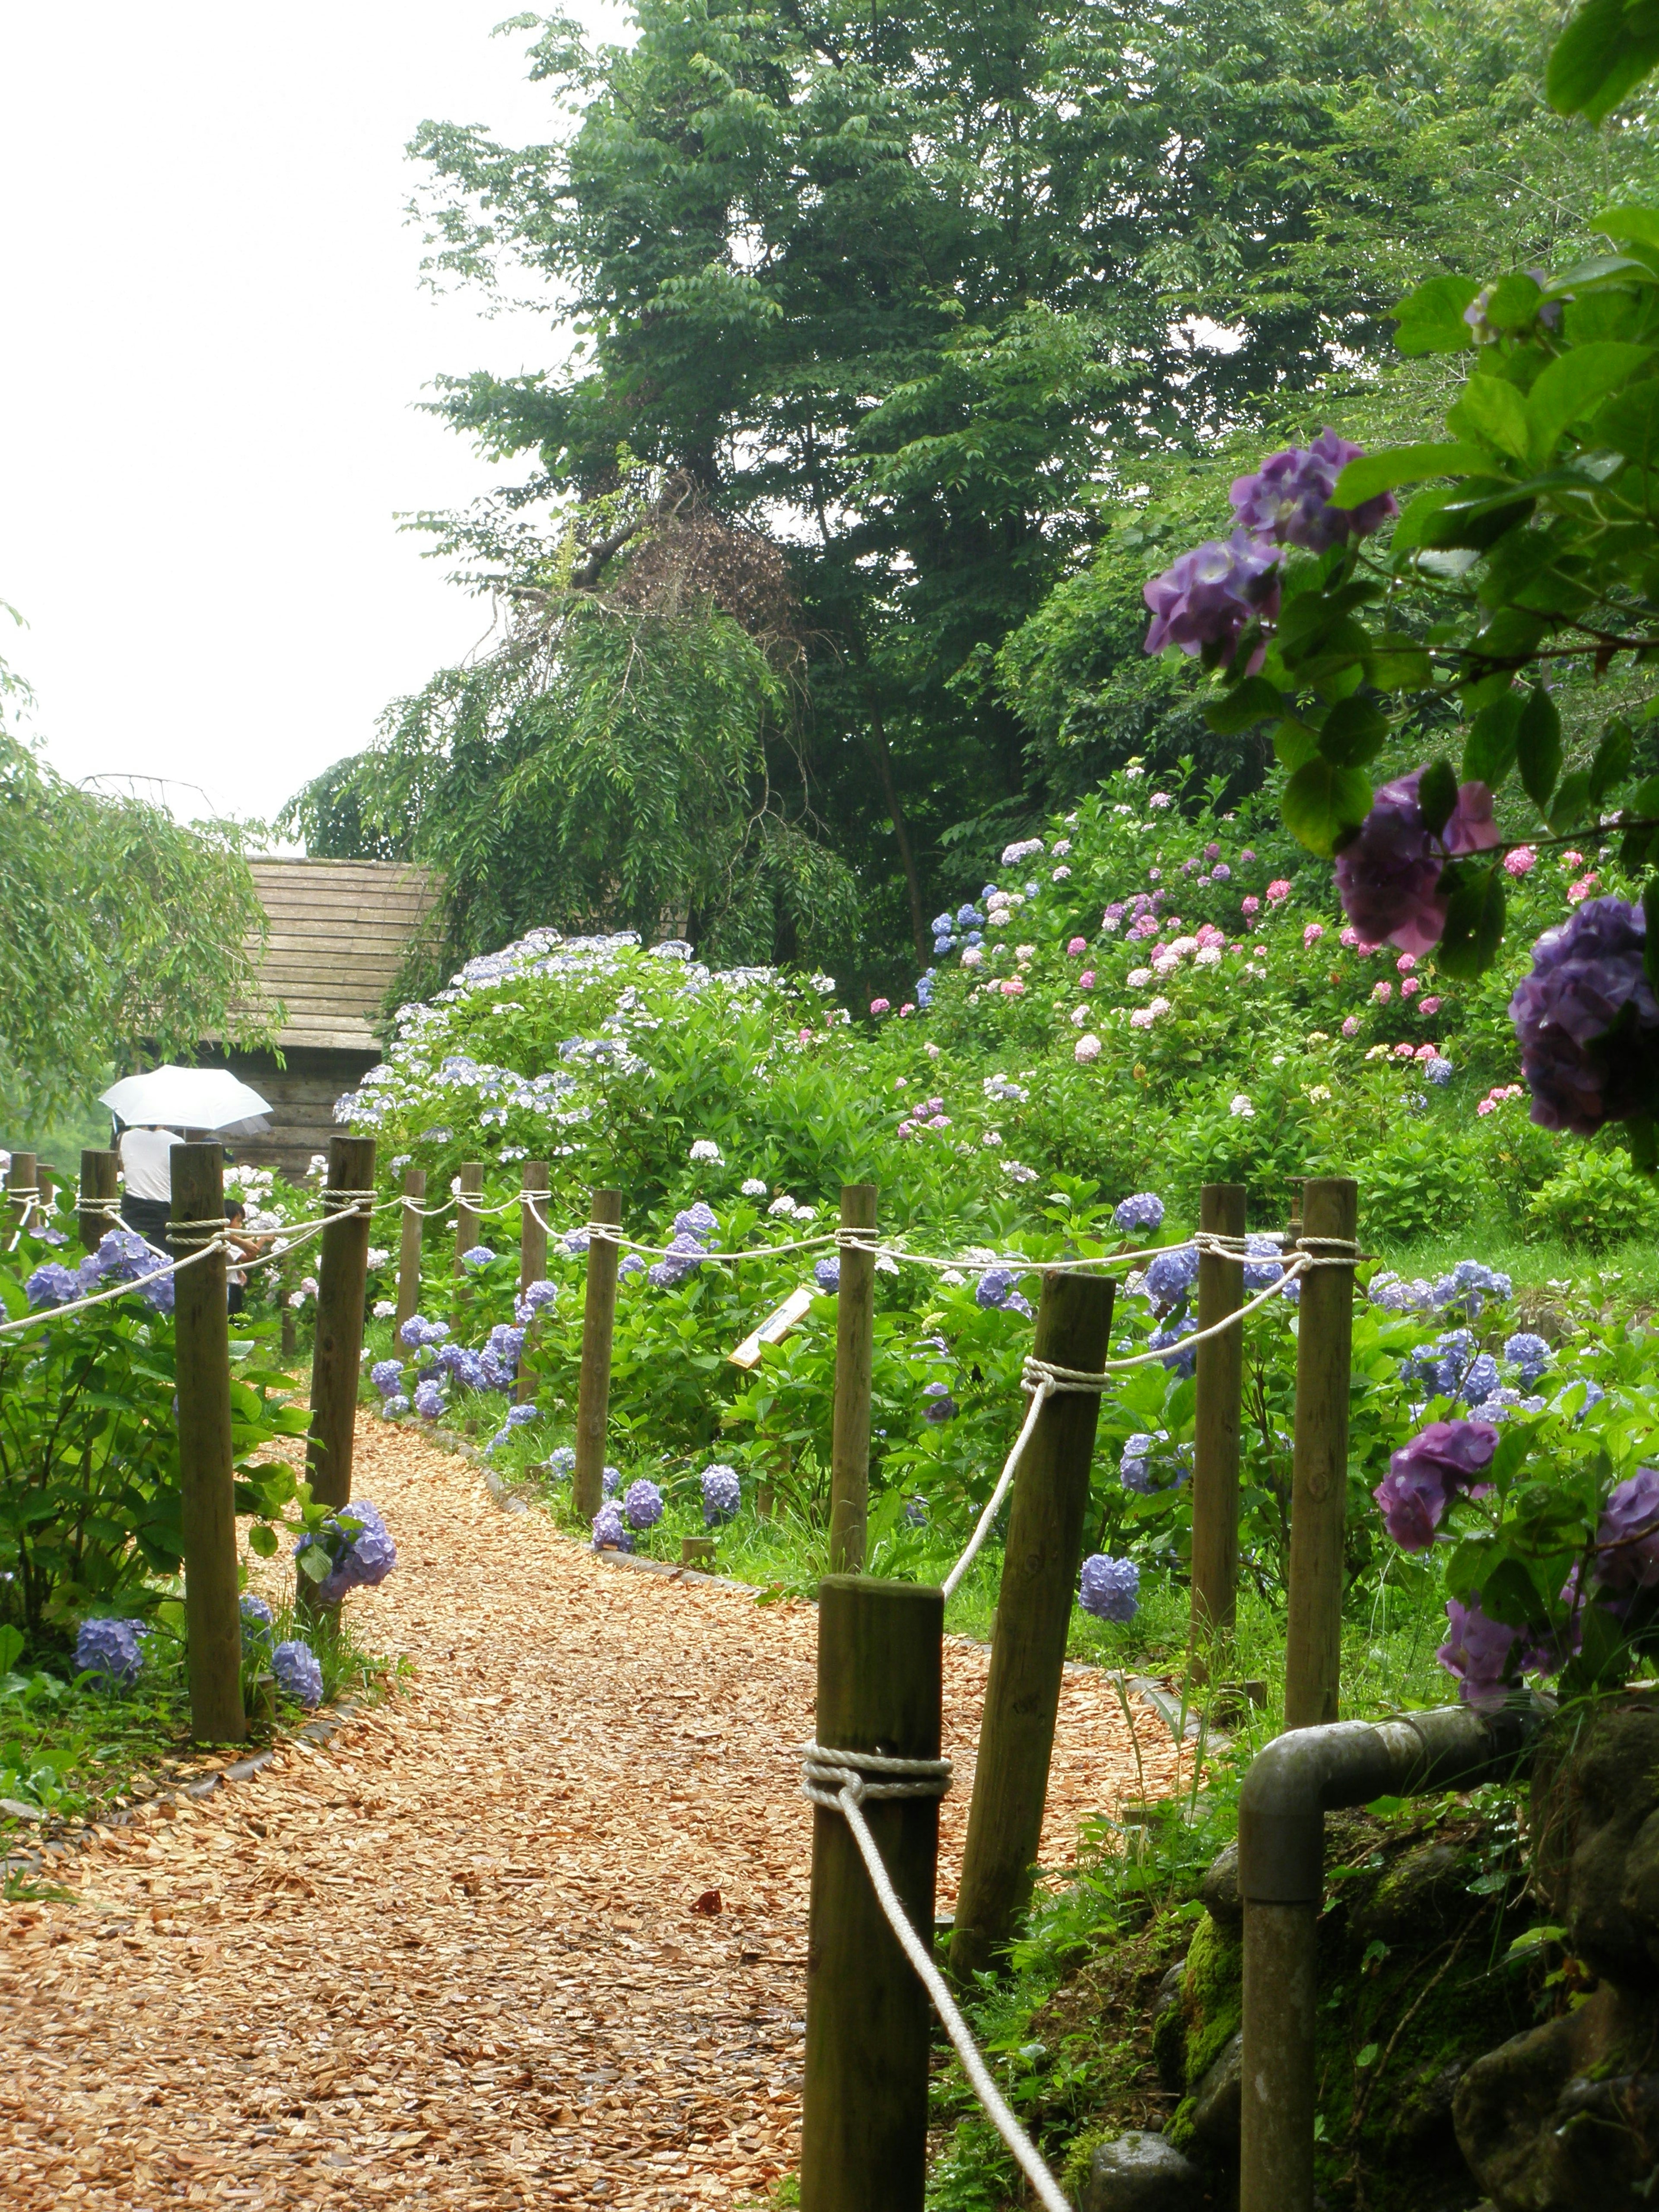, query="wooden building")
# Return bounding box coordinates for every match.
[197,858,440,1176]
